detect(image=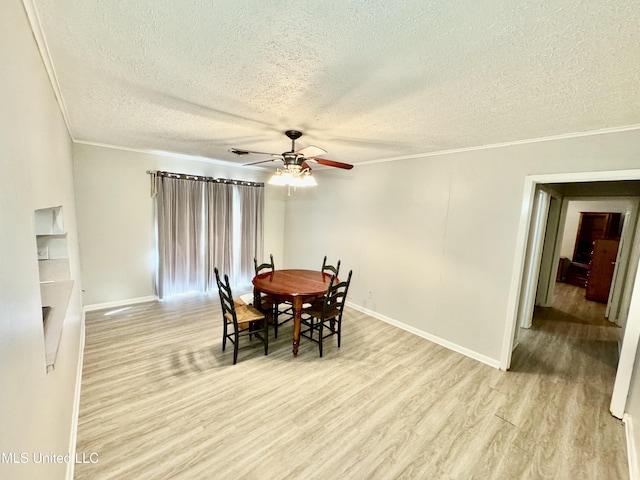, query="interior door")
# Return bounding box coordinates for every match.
[606,203,640,326]
[535,193,563,307]
[516,187,550,332]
